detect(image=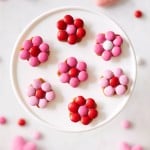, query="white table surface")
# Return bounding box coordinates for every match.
[0,0,150,149]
